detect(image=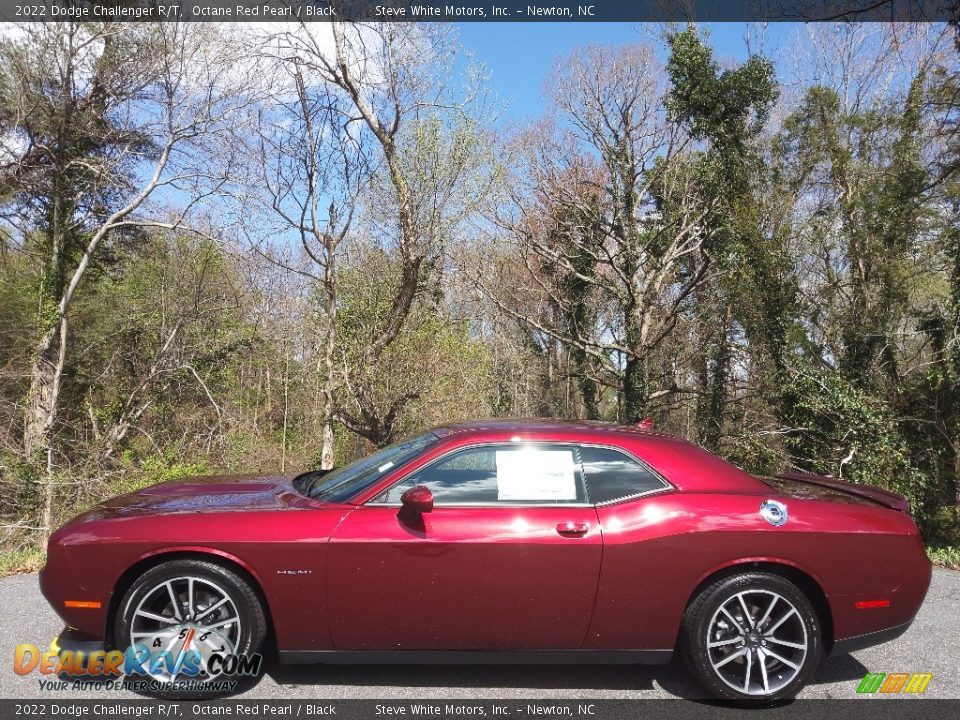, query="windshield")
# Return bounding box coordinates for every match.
[293,431,438,502]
